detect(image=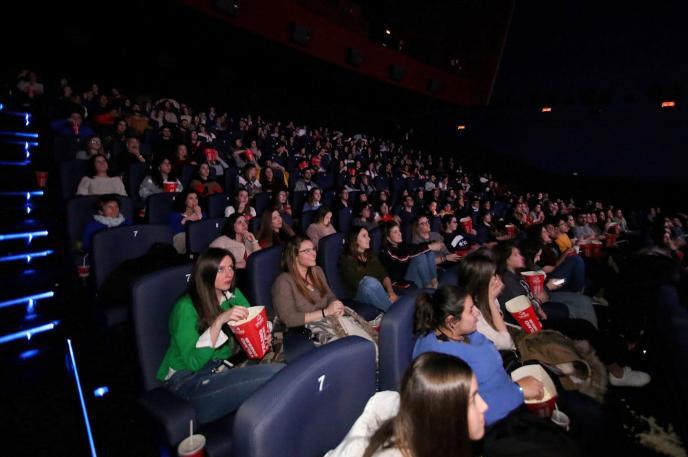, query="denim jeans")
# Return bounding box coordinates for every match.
[551,255,586,293]
[549,290,598,328]
[404,251,437,288]
[354,275,393,311]
[167,361,285,424]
